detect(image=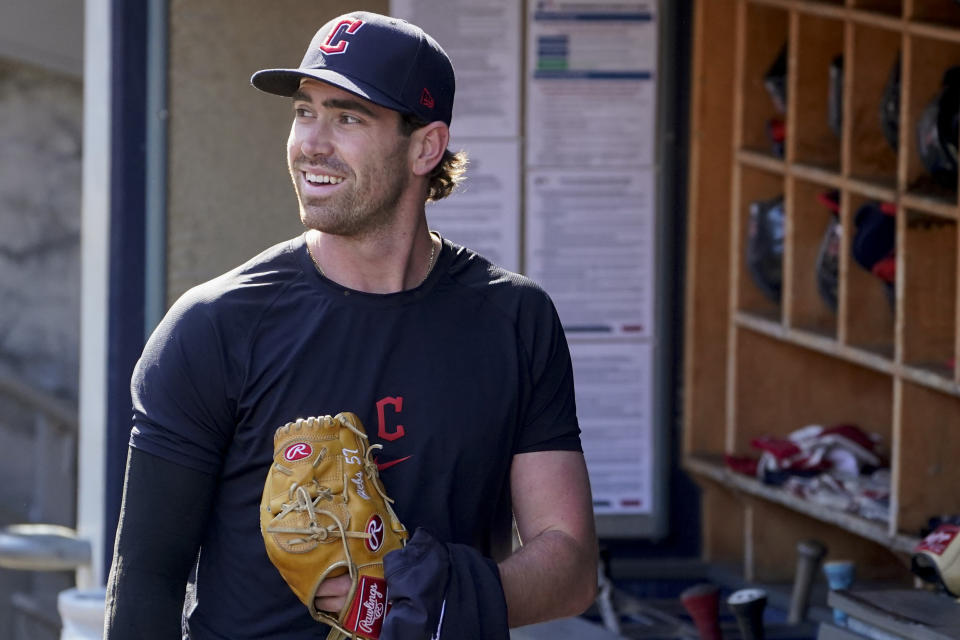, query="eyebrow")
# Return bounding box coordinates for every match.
[291,90,378,118]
